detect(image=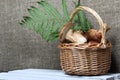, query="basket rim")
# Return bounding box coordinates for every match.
[59,41,112,50]
[59,6,109,48]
